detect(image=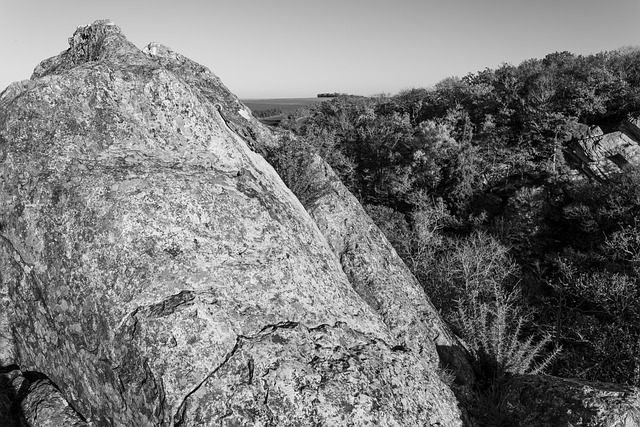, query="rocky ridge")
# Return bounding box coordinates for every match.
[2,19,640,427]
[0,20,461,425]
